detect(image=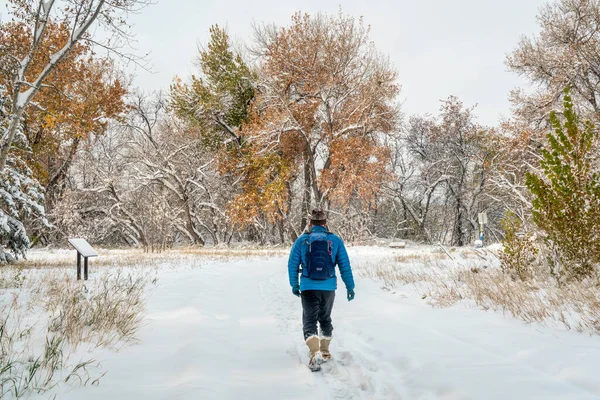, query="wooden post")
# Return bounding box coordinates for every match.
[77,252,82,280]
[84,257,89,280]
